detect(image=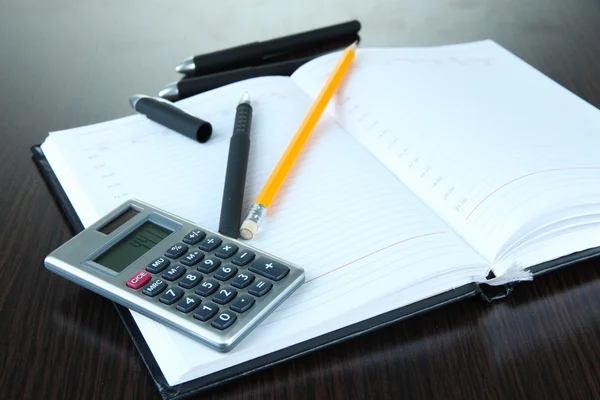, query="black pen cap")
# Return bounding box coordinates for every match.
[130,95,212,143]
